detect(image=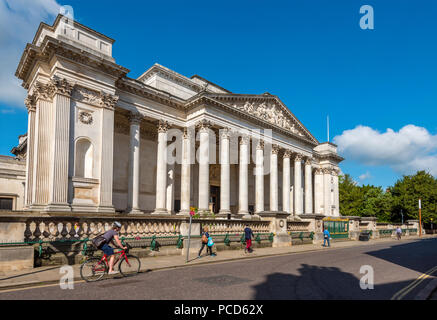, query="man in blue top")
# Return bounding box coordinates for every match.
[323,227,331,247]
[244,224,254,253]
